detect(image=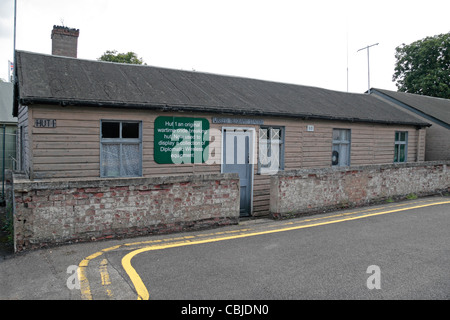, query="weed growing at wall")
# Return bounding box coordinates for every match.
[0,203,13,245]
